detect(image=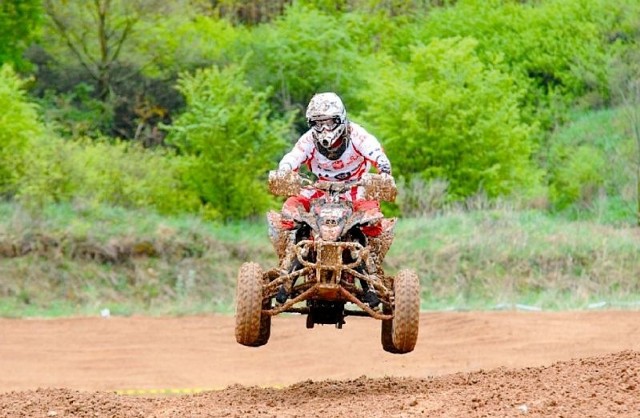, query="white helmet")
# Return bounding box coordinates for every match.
[305,92,348,153]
